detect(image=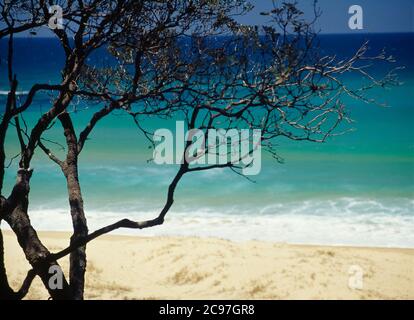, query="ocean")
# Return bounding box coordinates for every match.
[0,33,413,247]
